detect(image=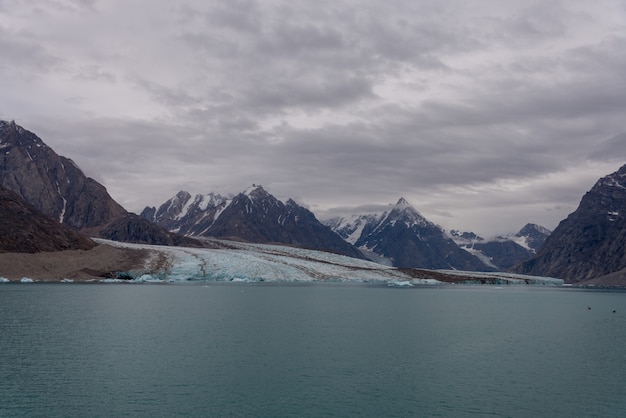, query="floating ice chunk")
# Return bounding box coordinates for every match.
[20,277,35,283]
[0,277,10,283]
[99,278,126,283]
[387,279,413,287]
[133,274,163,283]
[60,279,74,283]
